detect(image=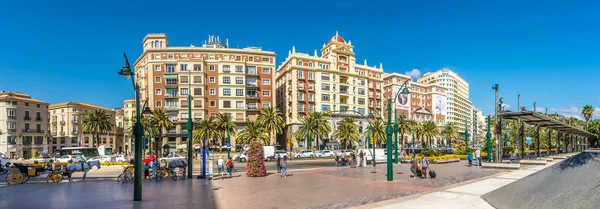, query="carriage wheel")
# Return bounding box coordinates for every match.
[46,172,61,183]
[161,169,170,179]
[6,171,24,185]
[117,174,122,182]
[22,175,30,184]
